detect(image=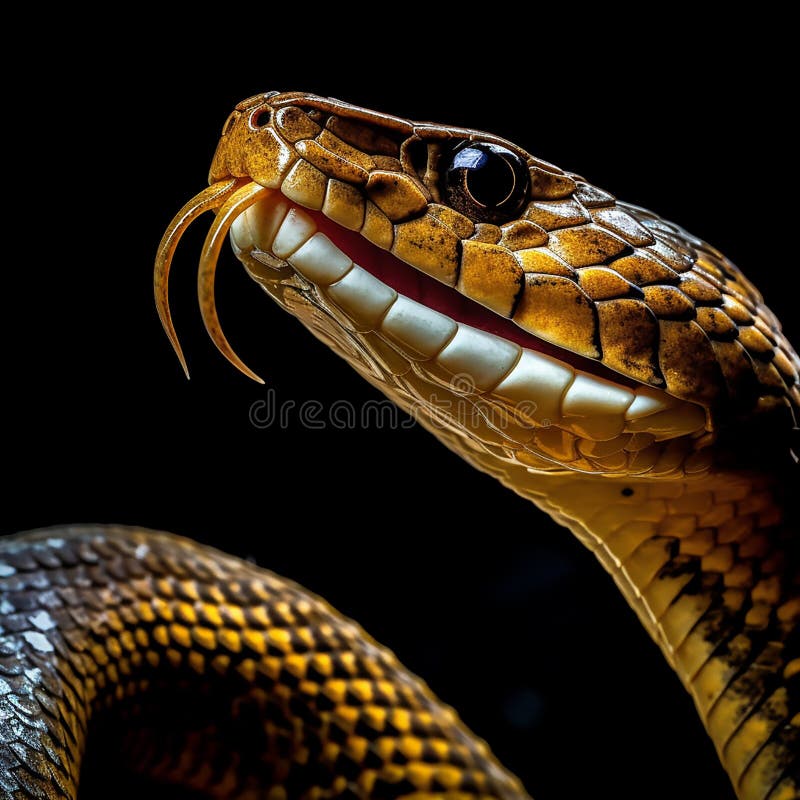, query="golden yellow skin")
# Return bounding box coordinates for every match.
[1,92,797,800]
[176,92,800,800]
